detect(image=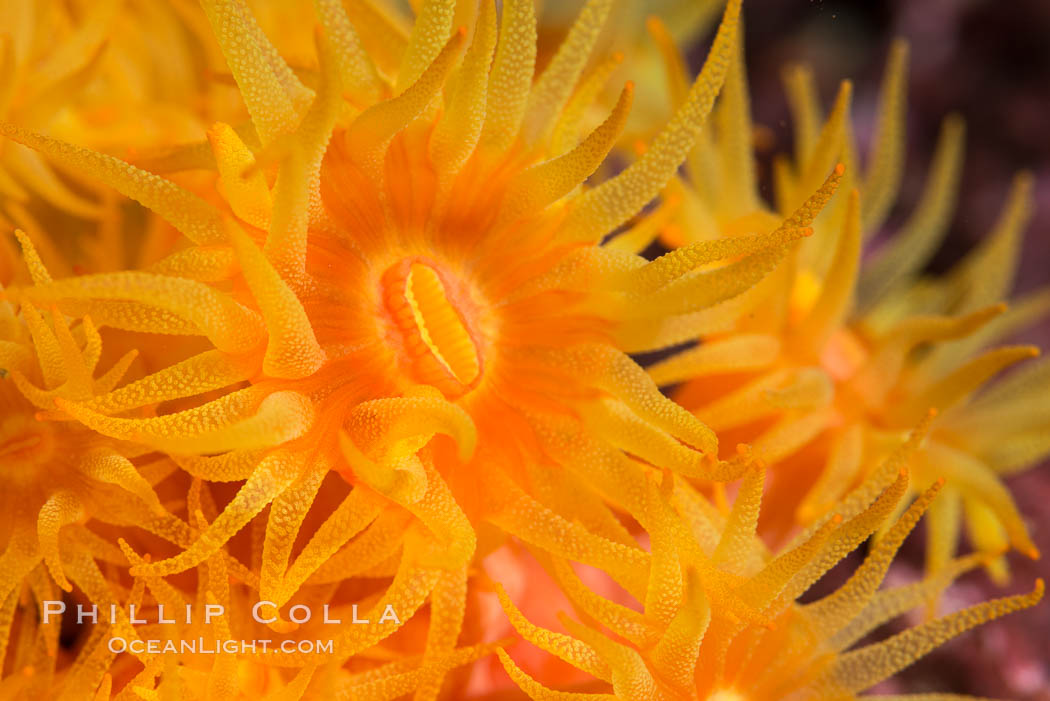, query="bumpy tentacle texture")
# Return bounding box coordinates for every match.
[0,234,181,701]
[497,442,1043,699]
[0,0,1043,699]
[646,23,1048,585]
[0,0,246,265]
